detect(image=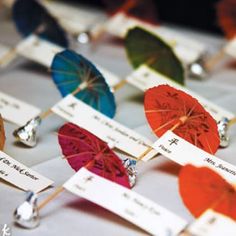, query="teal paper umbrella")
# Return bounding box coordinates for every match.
[51,50,116,118]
